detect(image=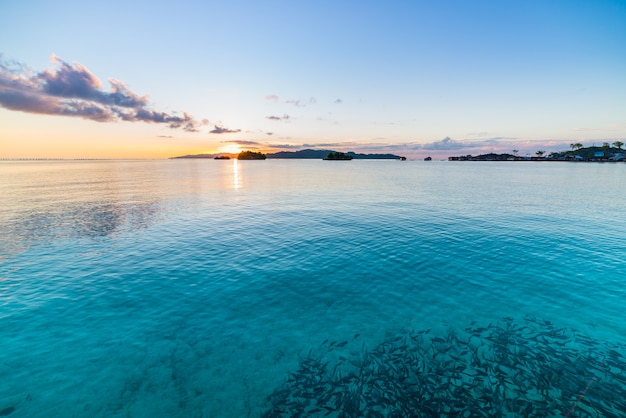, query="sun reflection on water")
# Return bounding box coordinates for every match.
[233,158,241,190]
